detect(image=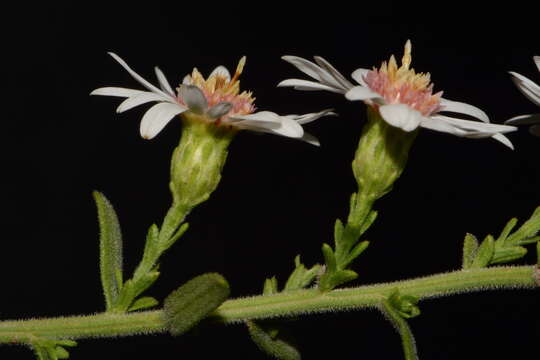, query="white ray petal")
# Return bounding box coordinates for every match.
[117,92,181,113]
[314,56,354,90]
[420,117,469,136]
[491,133,515,149]
[154,67,175,96]
[285,109,337,125]
[351,68,371,87]
[430,115,517,134]
[90,87,145,97]
[438,98,489,122]
[345,86,381,101]
[178,85,208,113]
[505,113,540,125]
[107,52,175,101]
[229,111,282,125]
[509,71,540,106]
[379,104,424,132]
[282,56,325,81]
[209,65,231,81]
[139,103,187,139]
[534,56,540,73]
[300,132,320,146]
[277,79,342,93]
